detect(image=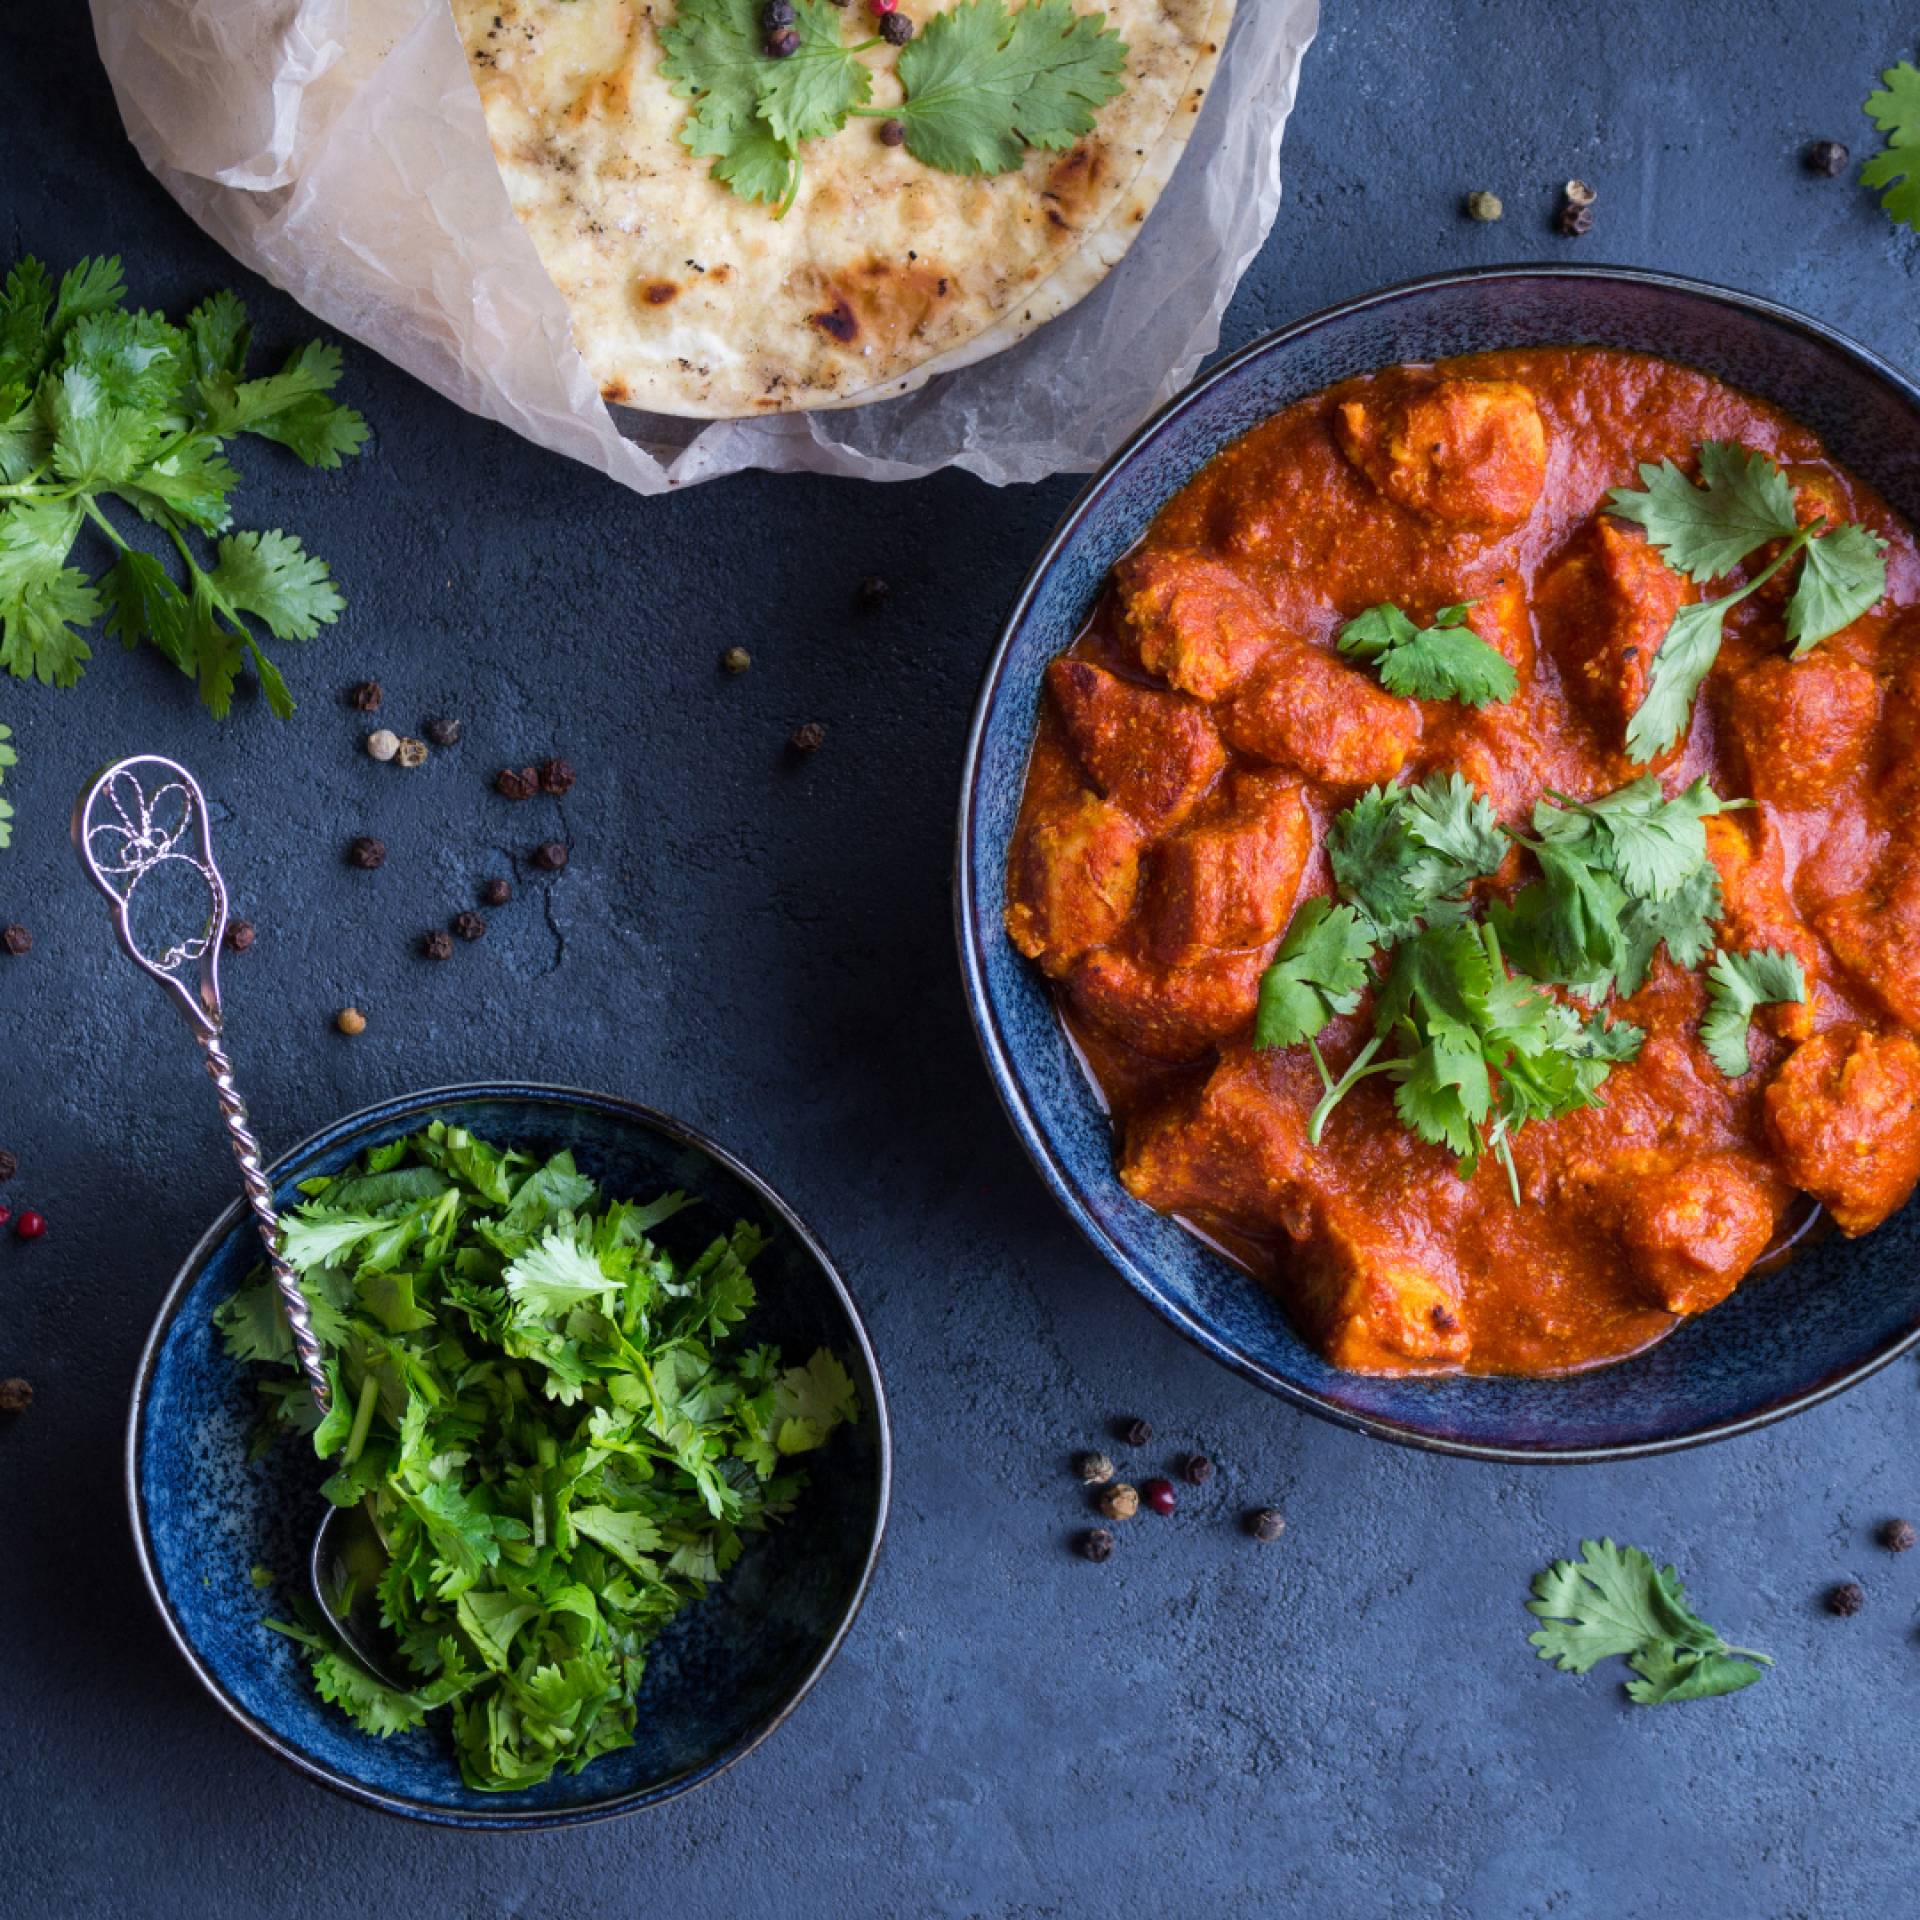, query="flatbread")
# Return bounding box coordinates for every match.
[451,0,1235,418]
